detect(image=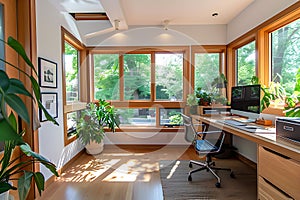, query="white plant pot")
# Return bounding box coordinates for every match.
[0,191,9,200]
[85,140,104,155]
